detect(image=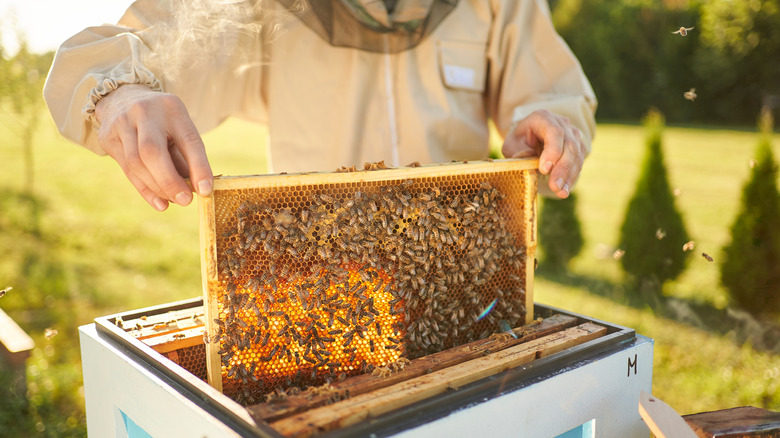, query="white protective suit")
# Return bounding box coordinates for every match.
[43,0,597,174]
